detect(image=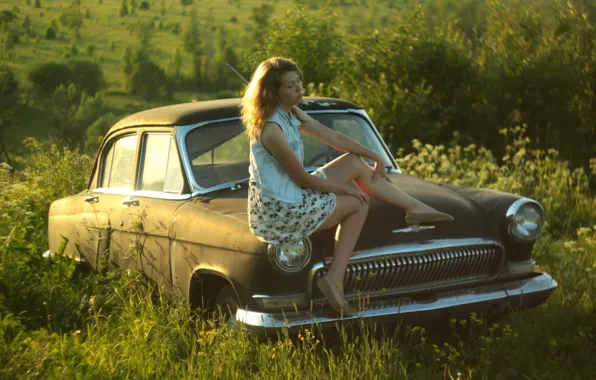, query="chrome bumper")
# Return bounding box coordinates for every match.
[236,272,557,333]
